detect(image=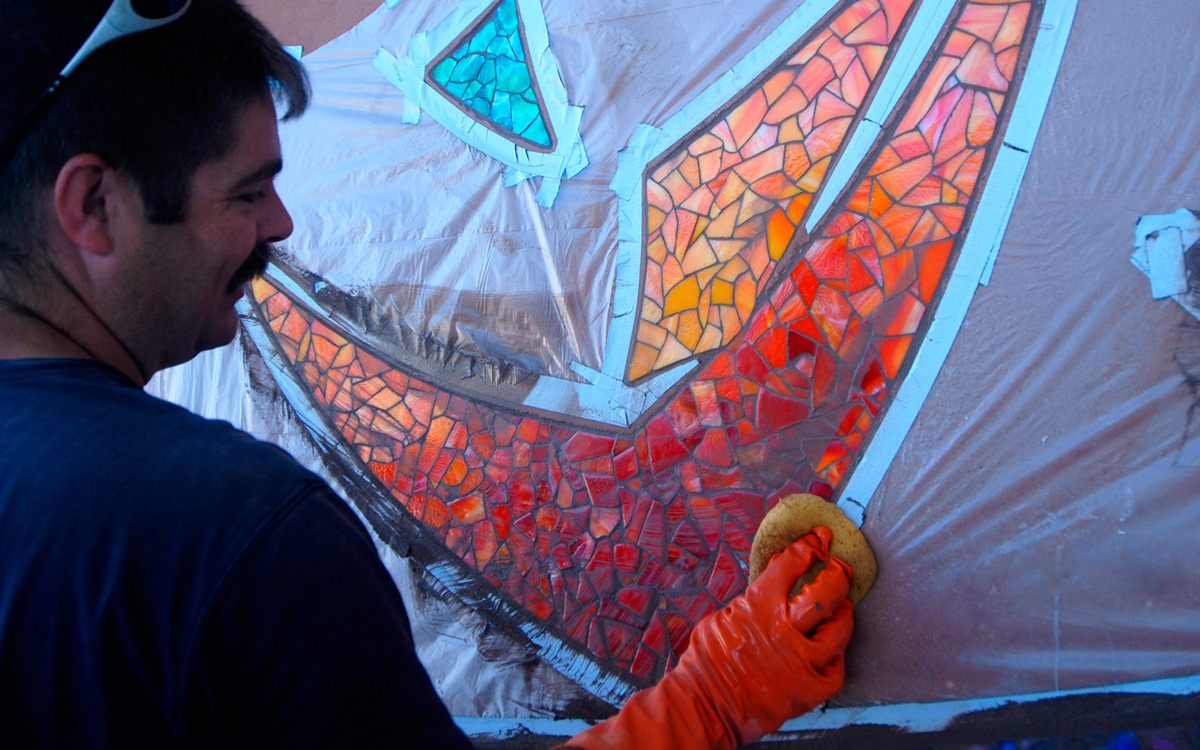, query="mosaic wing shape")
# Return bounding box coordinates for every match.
[629,0,912,380]
[246,0,1049,702]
